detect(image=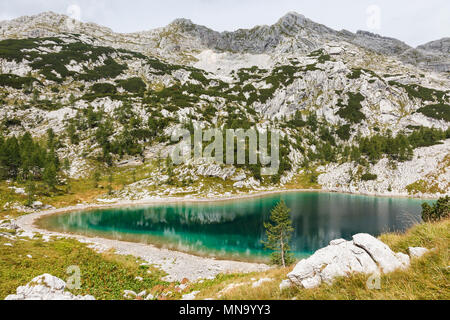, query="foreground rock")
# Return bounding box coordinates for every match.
[287,234,410,289]
[352,233,410,273]
[5,274,95,300]
[408,247,430,259]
